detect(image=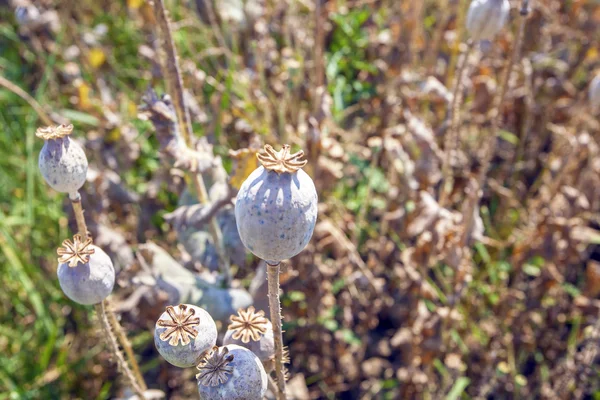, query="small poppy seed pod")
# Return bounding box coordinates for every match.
[235,145,318,264]
[466,0,510,41]
[56,235,115,305]
[37,124,88,199]
[154,304,217,368]
[223,306,275,362]
[197,345,268,400]
[589,74,600,111]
